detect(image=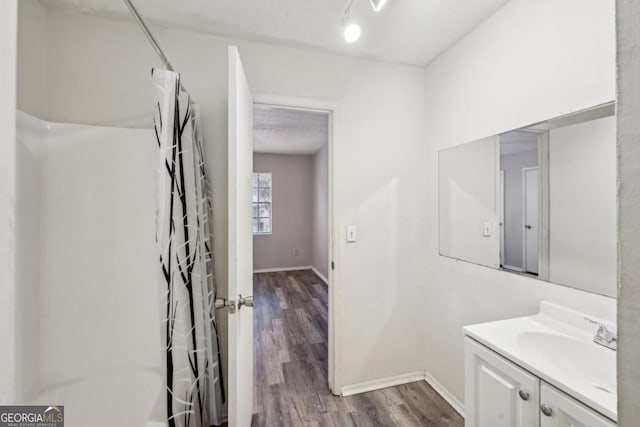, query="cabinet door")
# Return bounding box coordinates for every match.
[540,382,616,427]
[465,338,539,427]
